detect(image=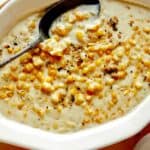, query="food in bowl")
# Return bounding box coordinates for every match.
[0,0,149,133]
